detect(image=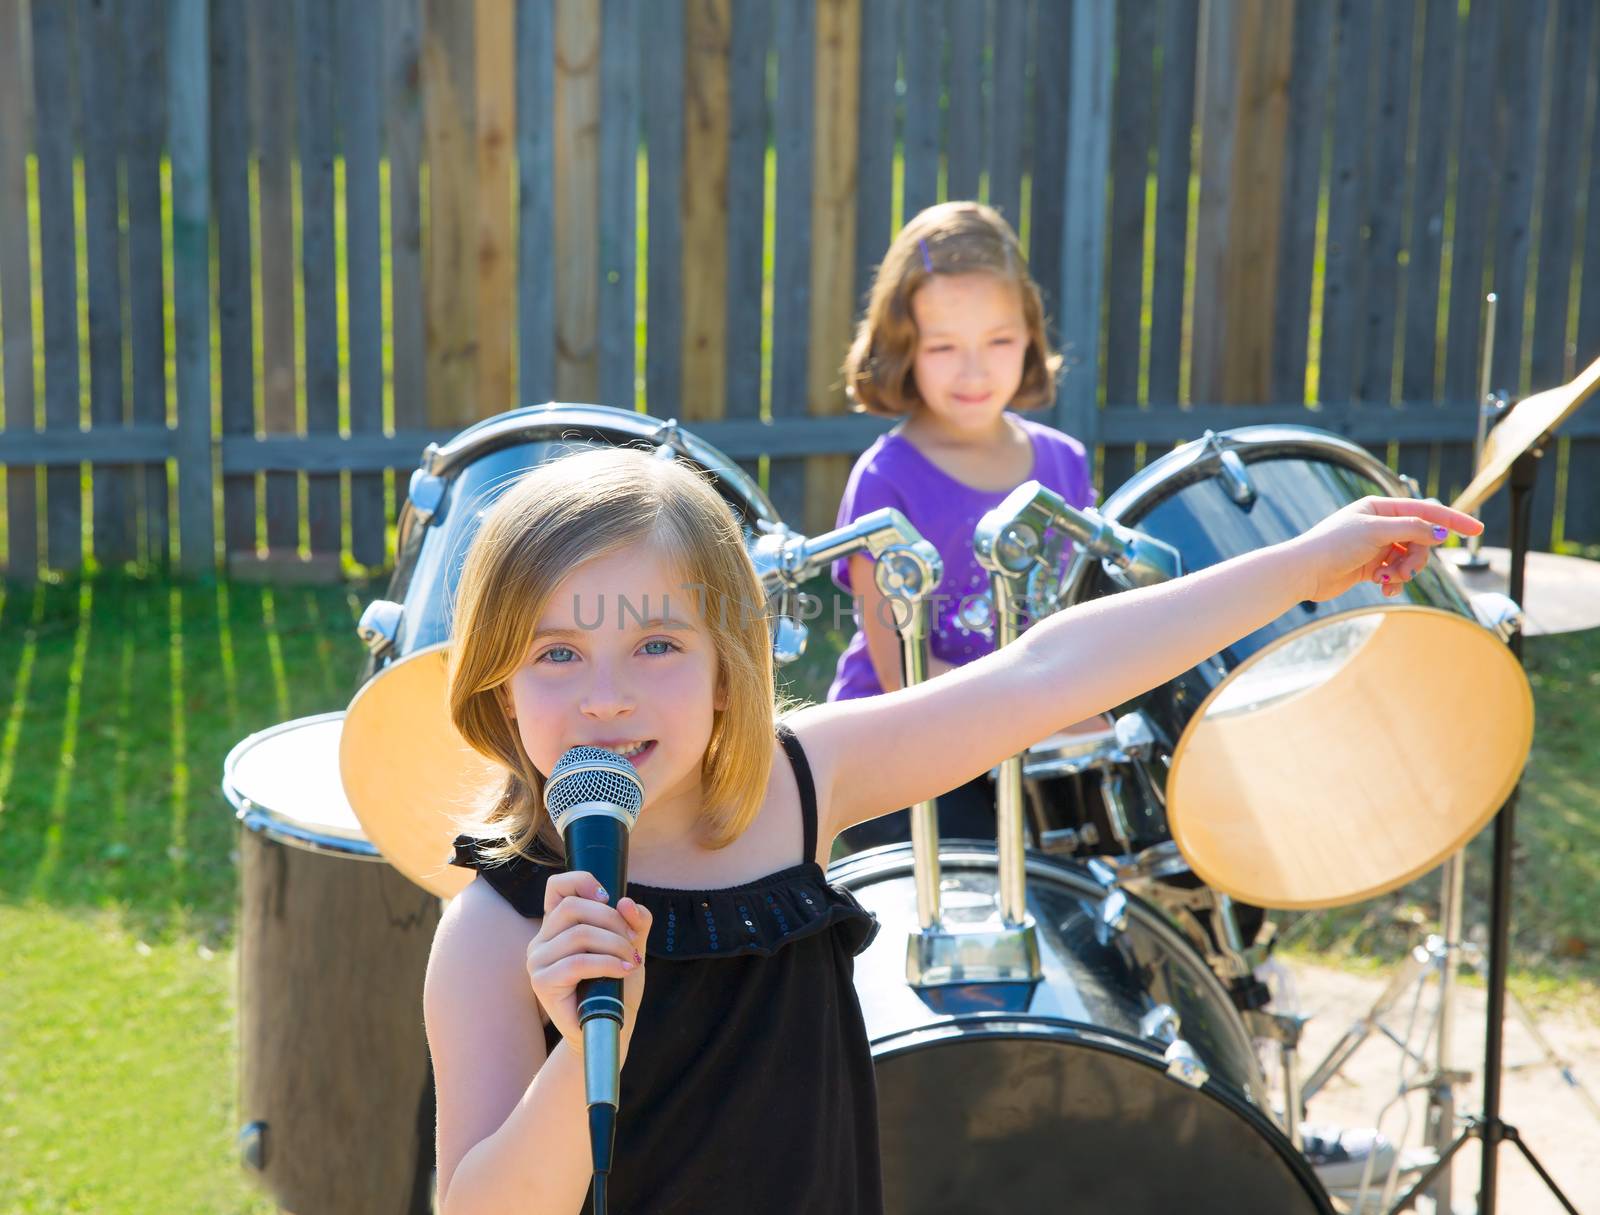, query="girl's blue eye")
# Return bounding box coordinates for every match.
[641,638,676,656]
[540,645,577,664]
